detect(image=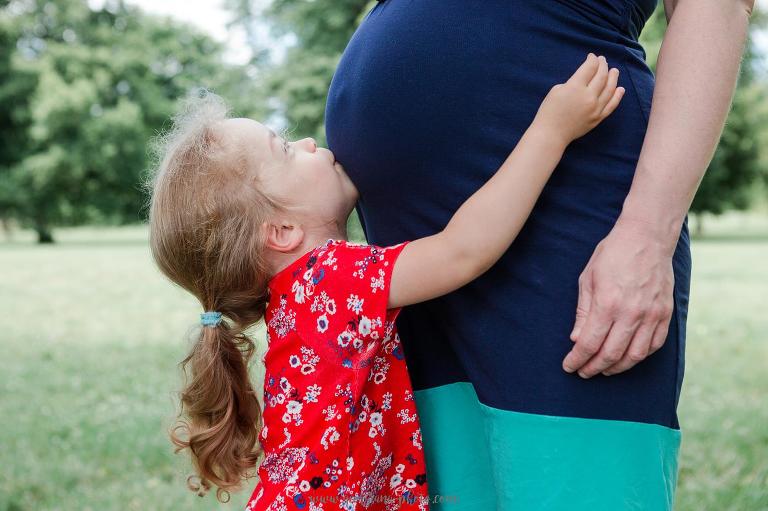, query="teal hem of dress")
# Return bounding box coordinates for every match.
[413,382,681,511]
